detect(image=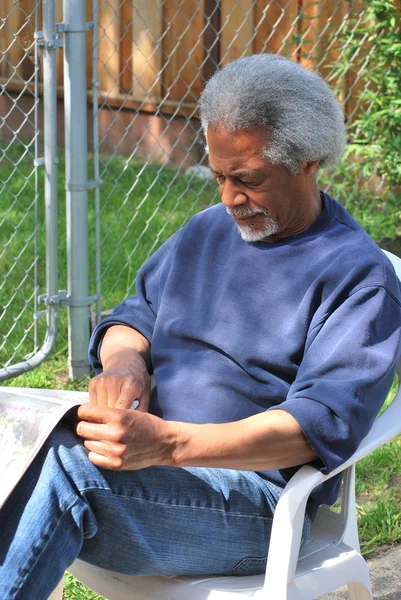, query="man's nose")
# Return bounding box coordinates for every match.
[220,179,248,207]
